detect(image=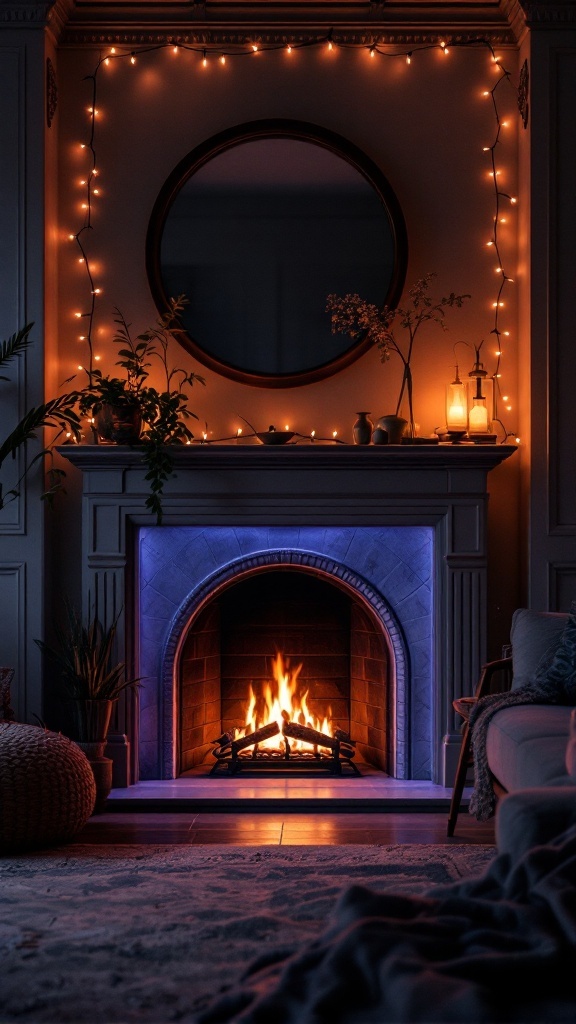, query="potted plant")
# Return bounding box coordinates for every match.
[79,295,206,523]
[1,324,82,511]
[326,274,471,440]
[34,600,140,810]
